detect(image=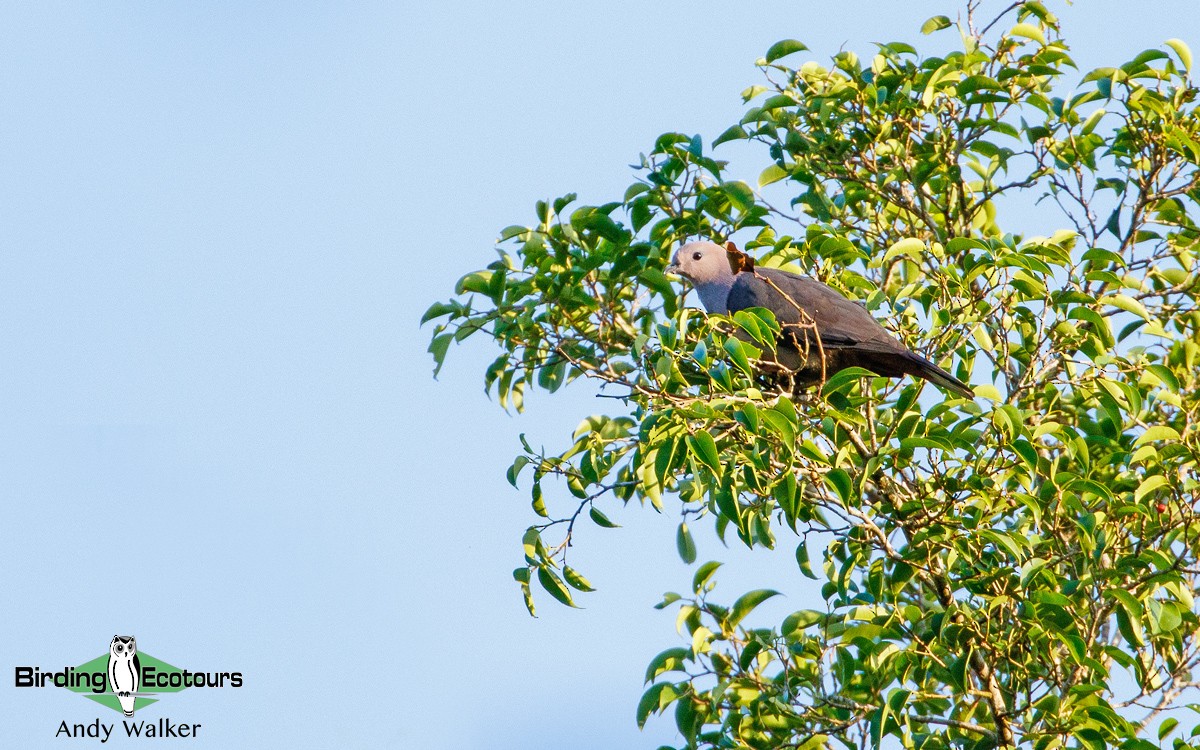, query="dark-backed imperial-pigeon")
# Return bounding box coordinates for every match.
[665,241,973,398]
